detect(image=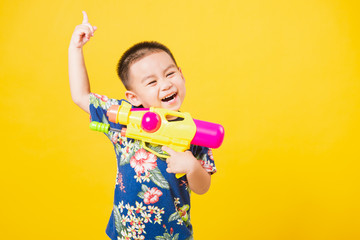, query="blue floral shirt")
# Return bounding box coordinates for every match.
[89,93,216,240]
